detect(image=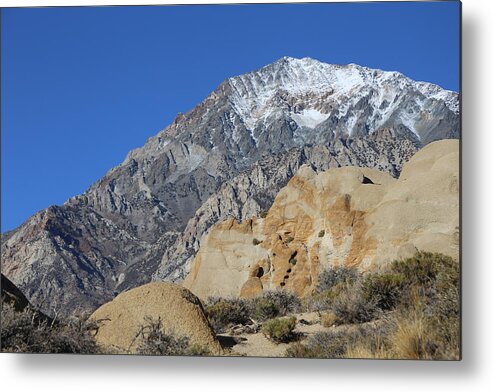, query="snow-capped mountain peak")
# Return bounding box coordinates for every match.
[225,57,458,140]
